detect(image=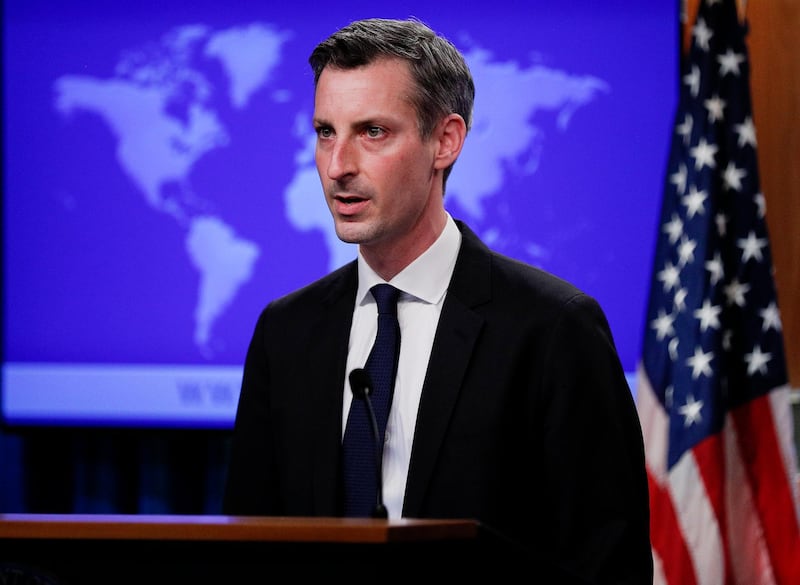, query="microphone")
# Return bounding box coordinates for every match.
[348,368,388,519]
